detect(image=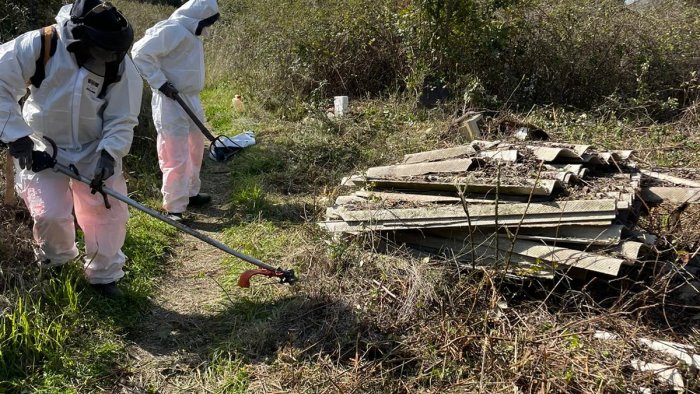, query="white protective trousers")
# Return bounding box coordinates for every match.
[16,162,129,284]
[153,92,205,213]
